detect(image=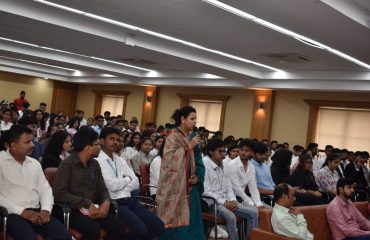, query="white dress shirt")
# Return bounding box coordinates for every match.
[149,148,158,157]
[313,155,324,176]
[96,150,139,200]
[223,155,233,165]
[203,156,236,205]
[0,150,53,215]
[149,155,162,195]
[271,203,314,240]
[225,156,263,206]
[0,121,12,131]
[290,155,299,170]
